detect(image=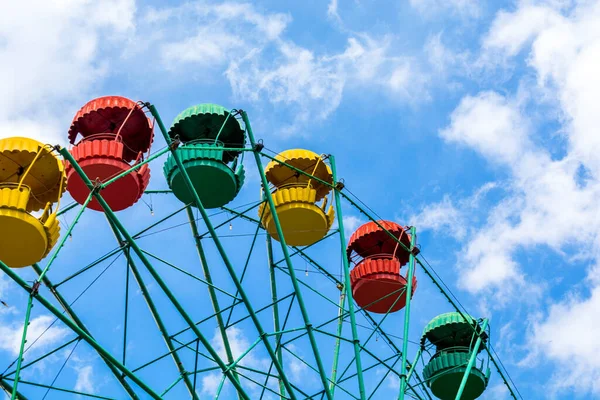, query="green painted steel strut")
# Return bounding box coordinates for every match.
[31,264,140,399]
[398,226,417,400]
[148,104,298,400]
[327,189,517,399]
[406,346,423,384]
[330,154,367,400]
[101,145,171,189]
[0,259,162,399]
[11,296,33,399]
[186,207,241,400]
[242,110,334,400]
[455,318,489,400]
[104,218,198,399]
[266,236,286,399]
[122,249,131,366]
[1,379,28,400]
[329,287,345,396]
[12,191,93,399]
[59,146,251,400]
